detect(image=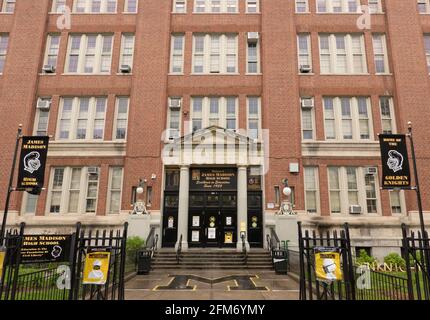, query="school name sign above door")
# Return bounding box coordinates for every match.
[190,168,237,191]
